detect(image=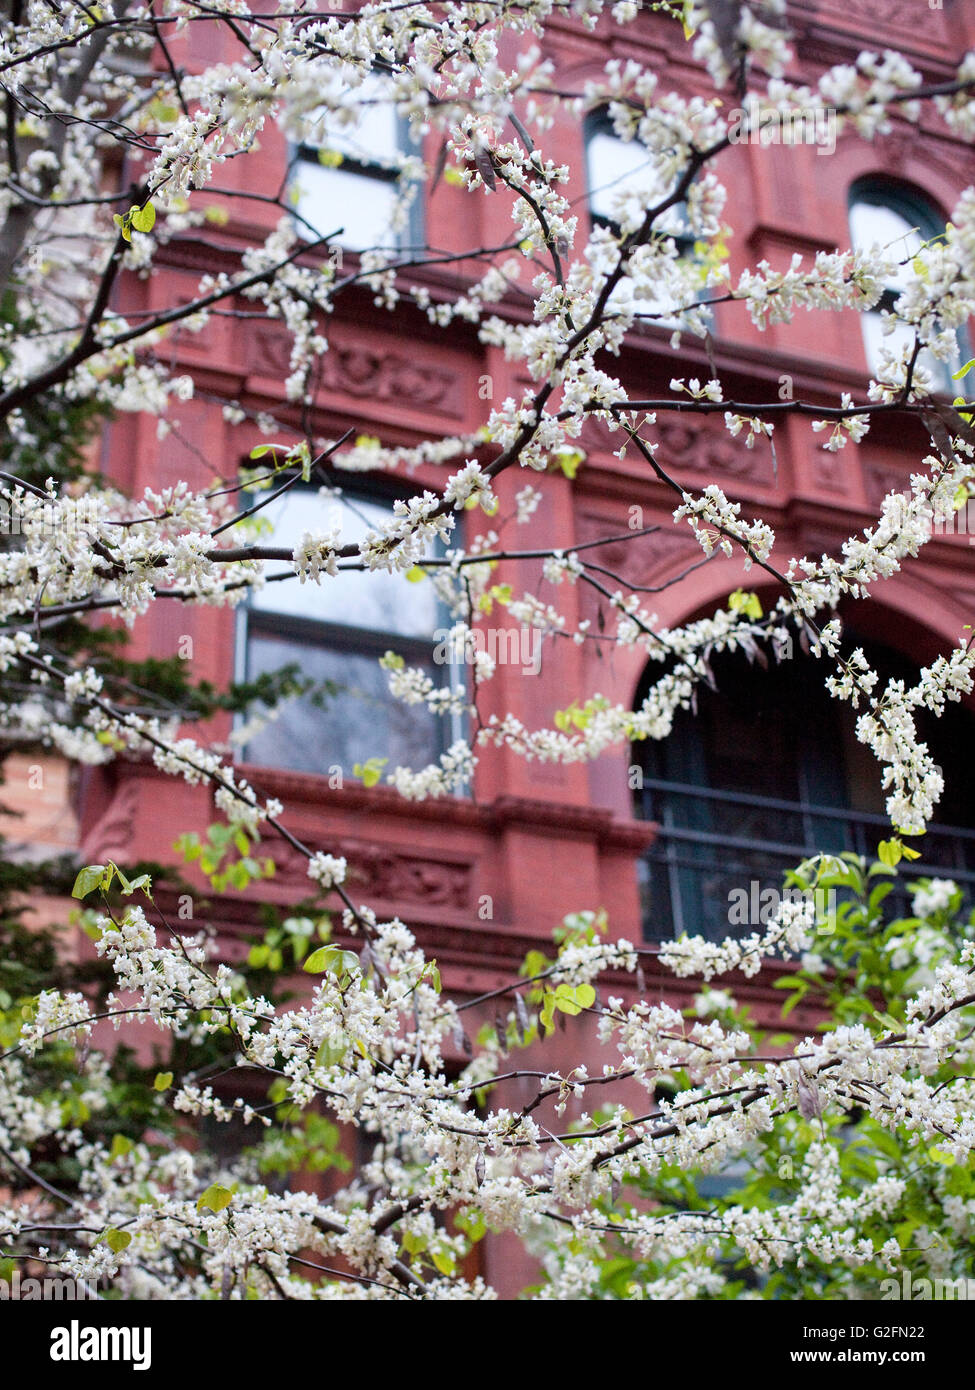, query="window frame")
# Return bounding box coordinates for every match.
[583,108,696,257]
[847,176,967,391]
[289,77,424,254]
[632,635,975,941]
[235,474,461,775]
[583,108,711,336]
